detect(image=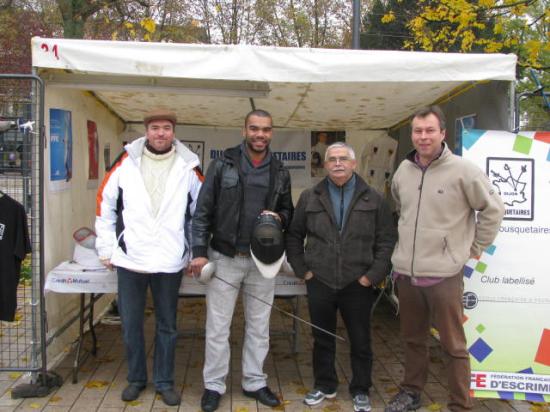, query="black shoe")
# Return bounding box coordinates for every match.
[121,384,145,401]
[243,386,281,407]
[201,389,221,412]
[157,388,181,406]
